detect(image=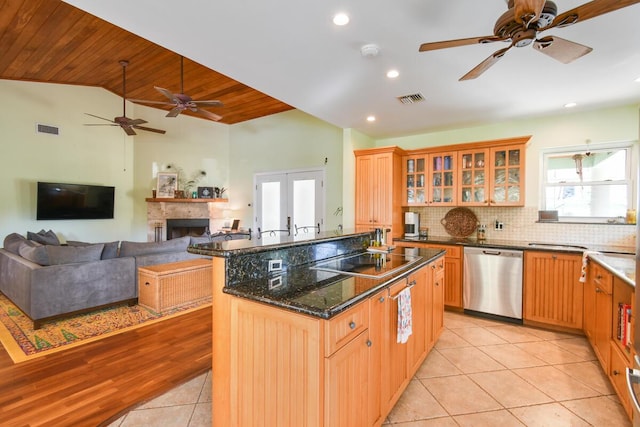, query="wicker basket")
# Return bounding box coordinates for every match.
[440,207,478,238]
